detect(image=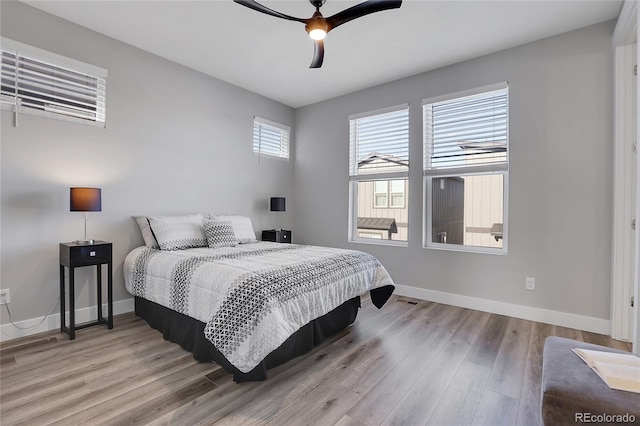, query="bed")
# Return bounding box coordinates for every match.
[124,214,394,382]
